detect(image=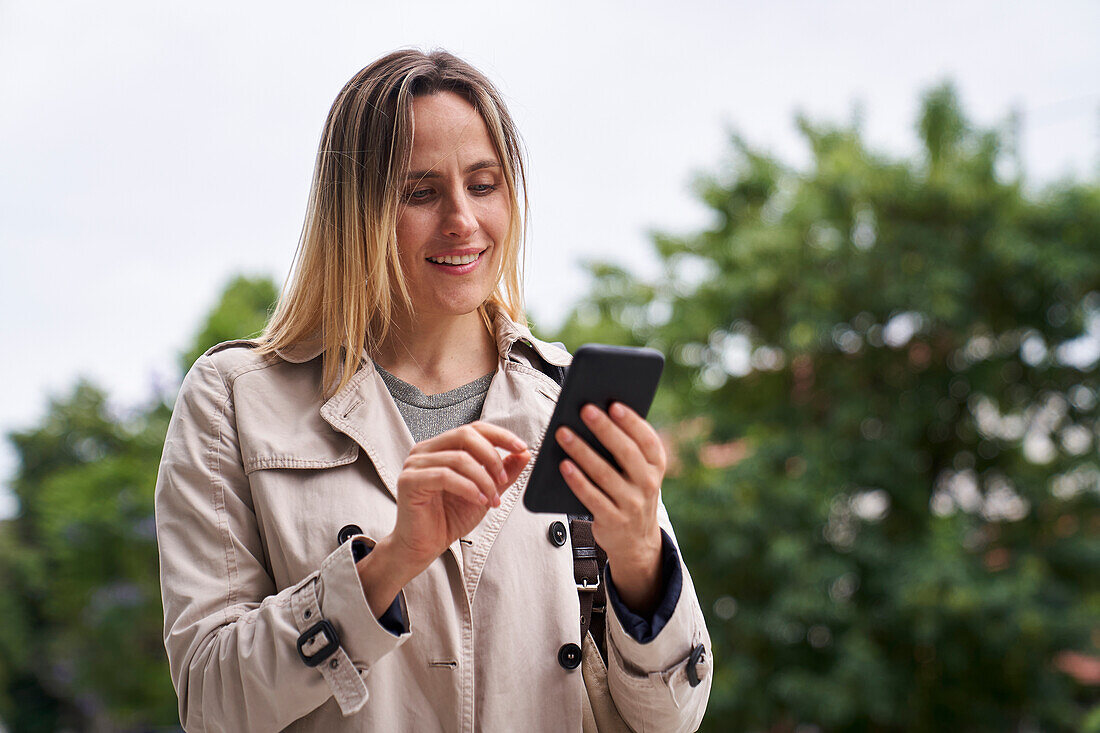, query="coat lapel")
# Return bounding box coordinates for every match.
[319,360,413,503]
